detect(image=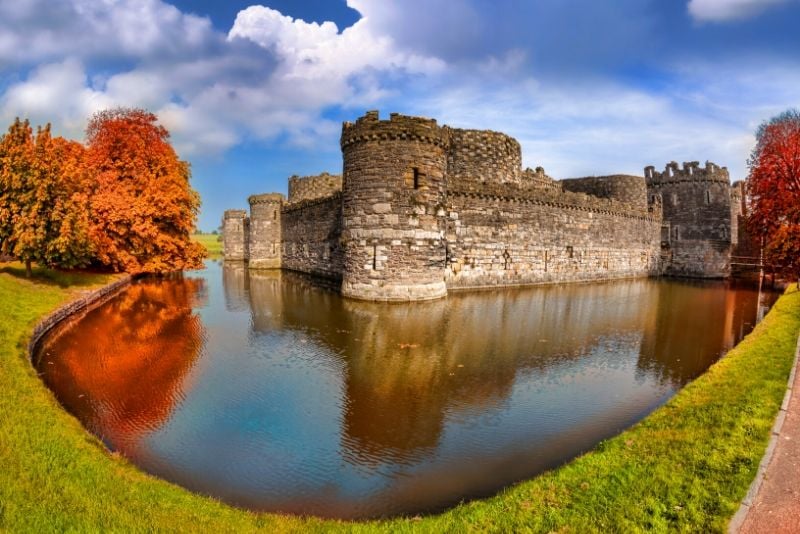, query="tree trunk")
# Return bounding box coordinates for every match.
[25,259,32,278]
